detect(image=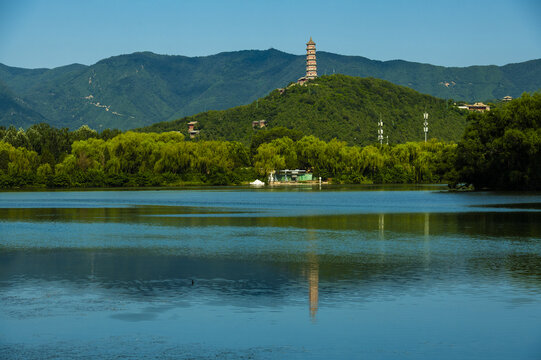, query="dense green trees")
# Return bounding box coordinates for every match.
[454,92,541,190]
[49,131,254,187]
[0,123,456,188]
[252,136,456,184]
[0,123,121,163]
[0,93,538,190]
[0,141,39,187]
[139,75,467,145]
